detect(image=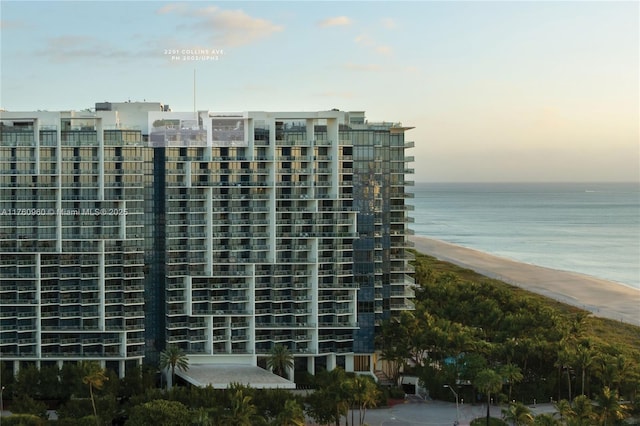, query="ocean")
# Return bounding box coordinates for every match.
[409,182,640,289]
